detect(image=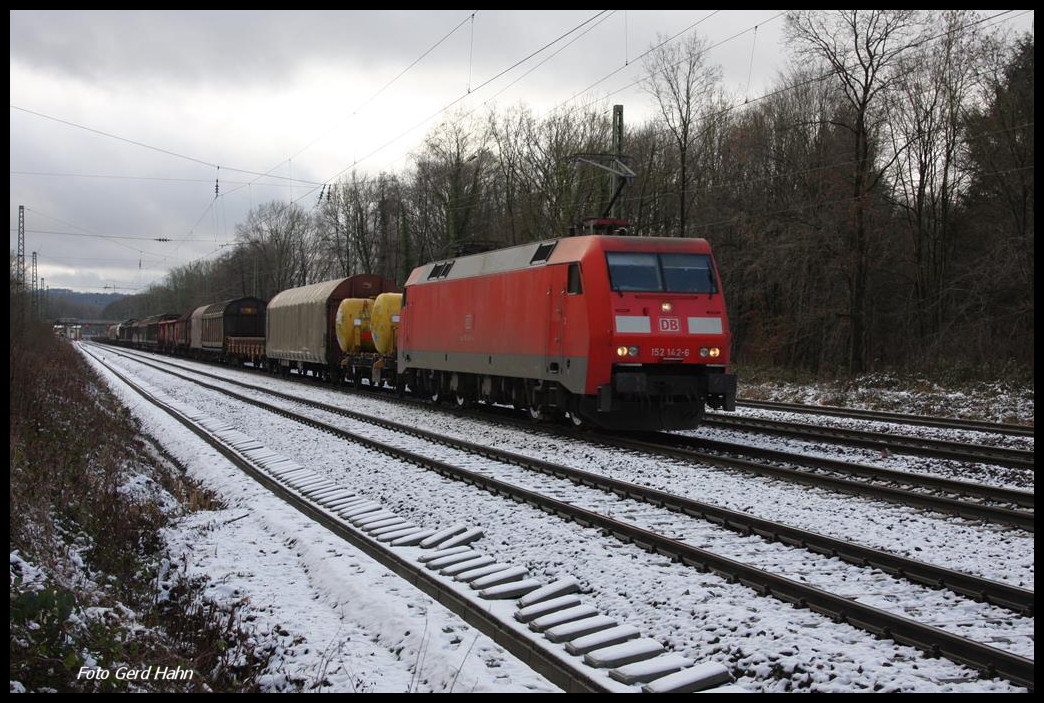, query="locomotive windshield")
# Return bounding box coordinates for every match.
[607,252,717,294]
